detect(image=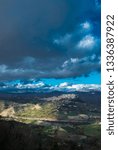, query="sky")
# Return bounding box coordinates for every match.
[0,0,101,91]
